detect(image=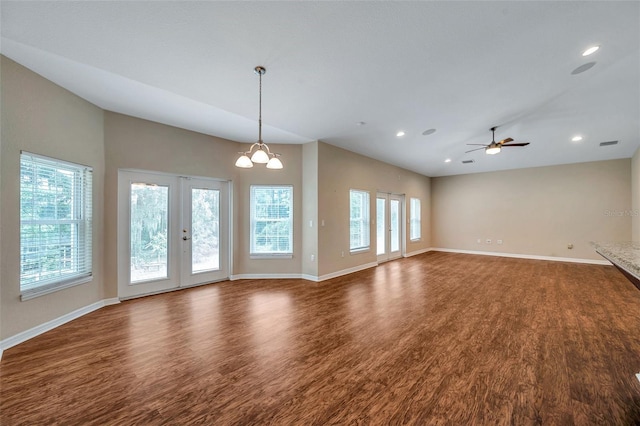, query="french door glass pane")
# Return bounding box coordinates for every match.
[377,198,385,255]
[130,183,169,283]
[191,188,220,273]
[391,199,400,252]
